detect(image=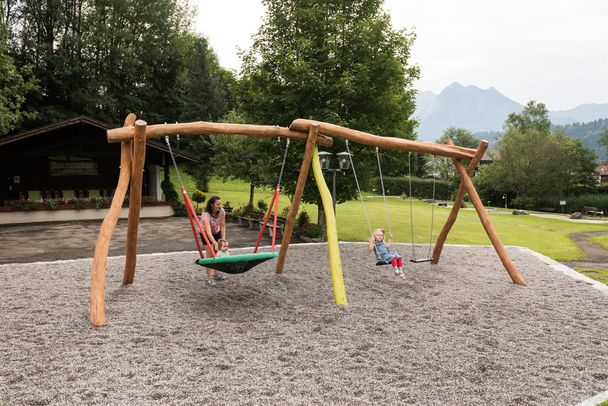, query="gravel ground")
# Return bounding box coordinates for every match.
[1,243,607,405]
